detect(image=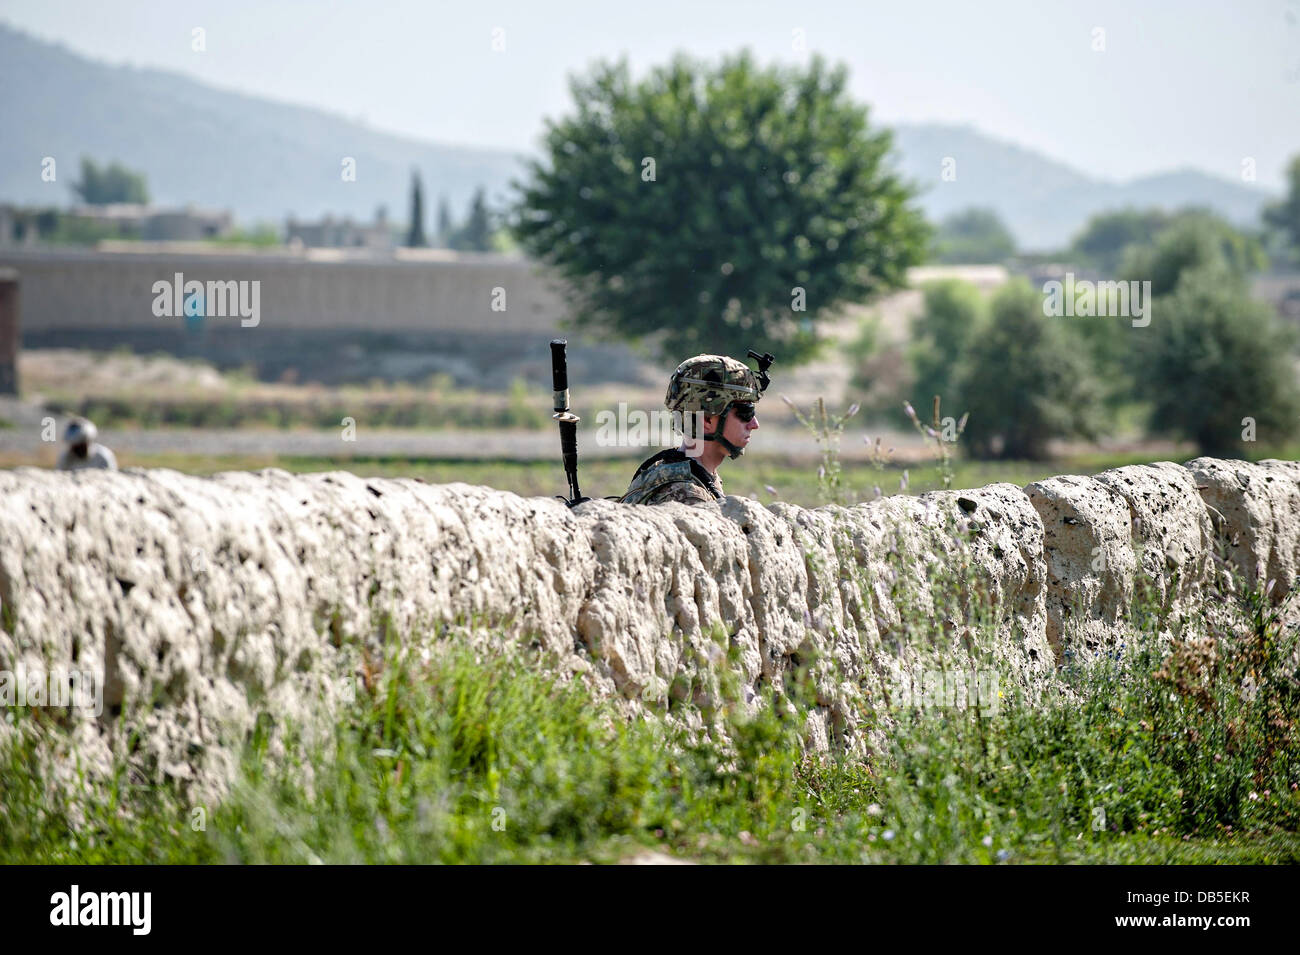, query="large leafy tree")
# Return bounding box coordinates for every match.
[512,51,929,365]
